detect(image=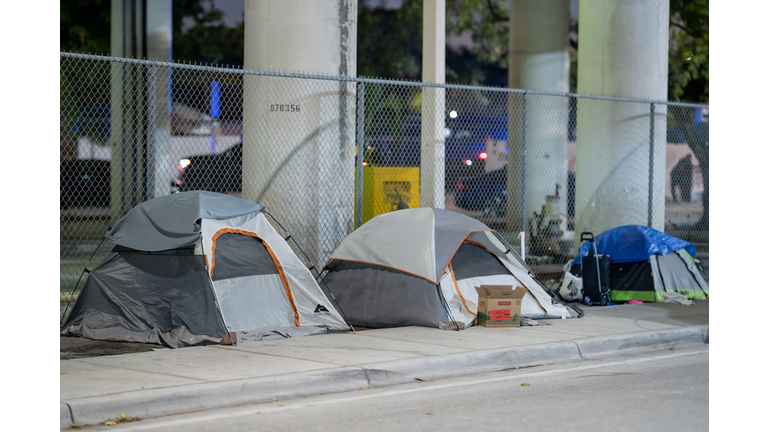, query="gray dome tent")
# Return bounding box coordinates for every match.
[320,208,571,329]
[61,191,347,348]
